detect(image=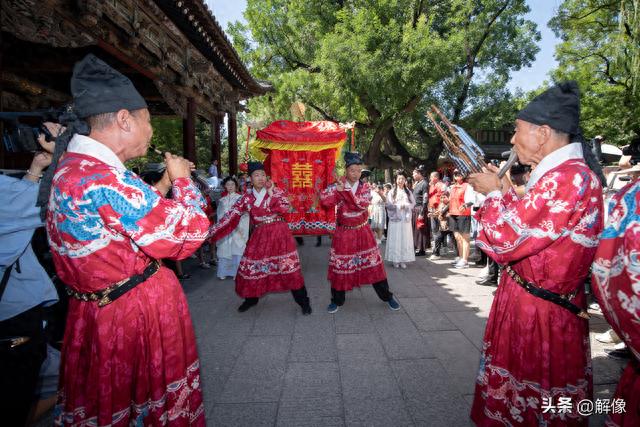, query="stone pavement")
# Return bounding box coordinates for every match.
[182,237,625,427]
